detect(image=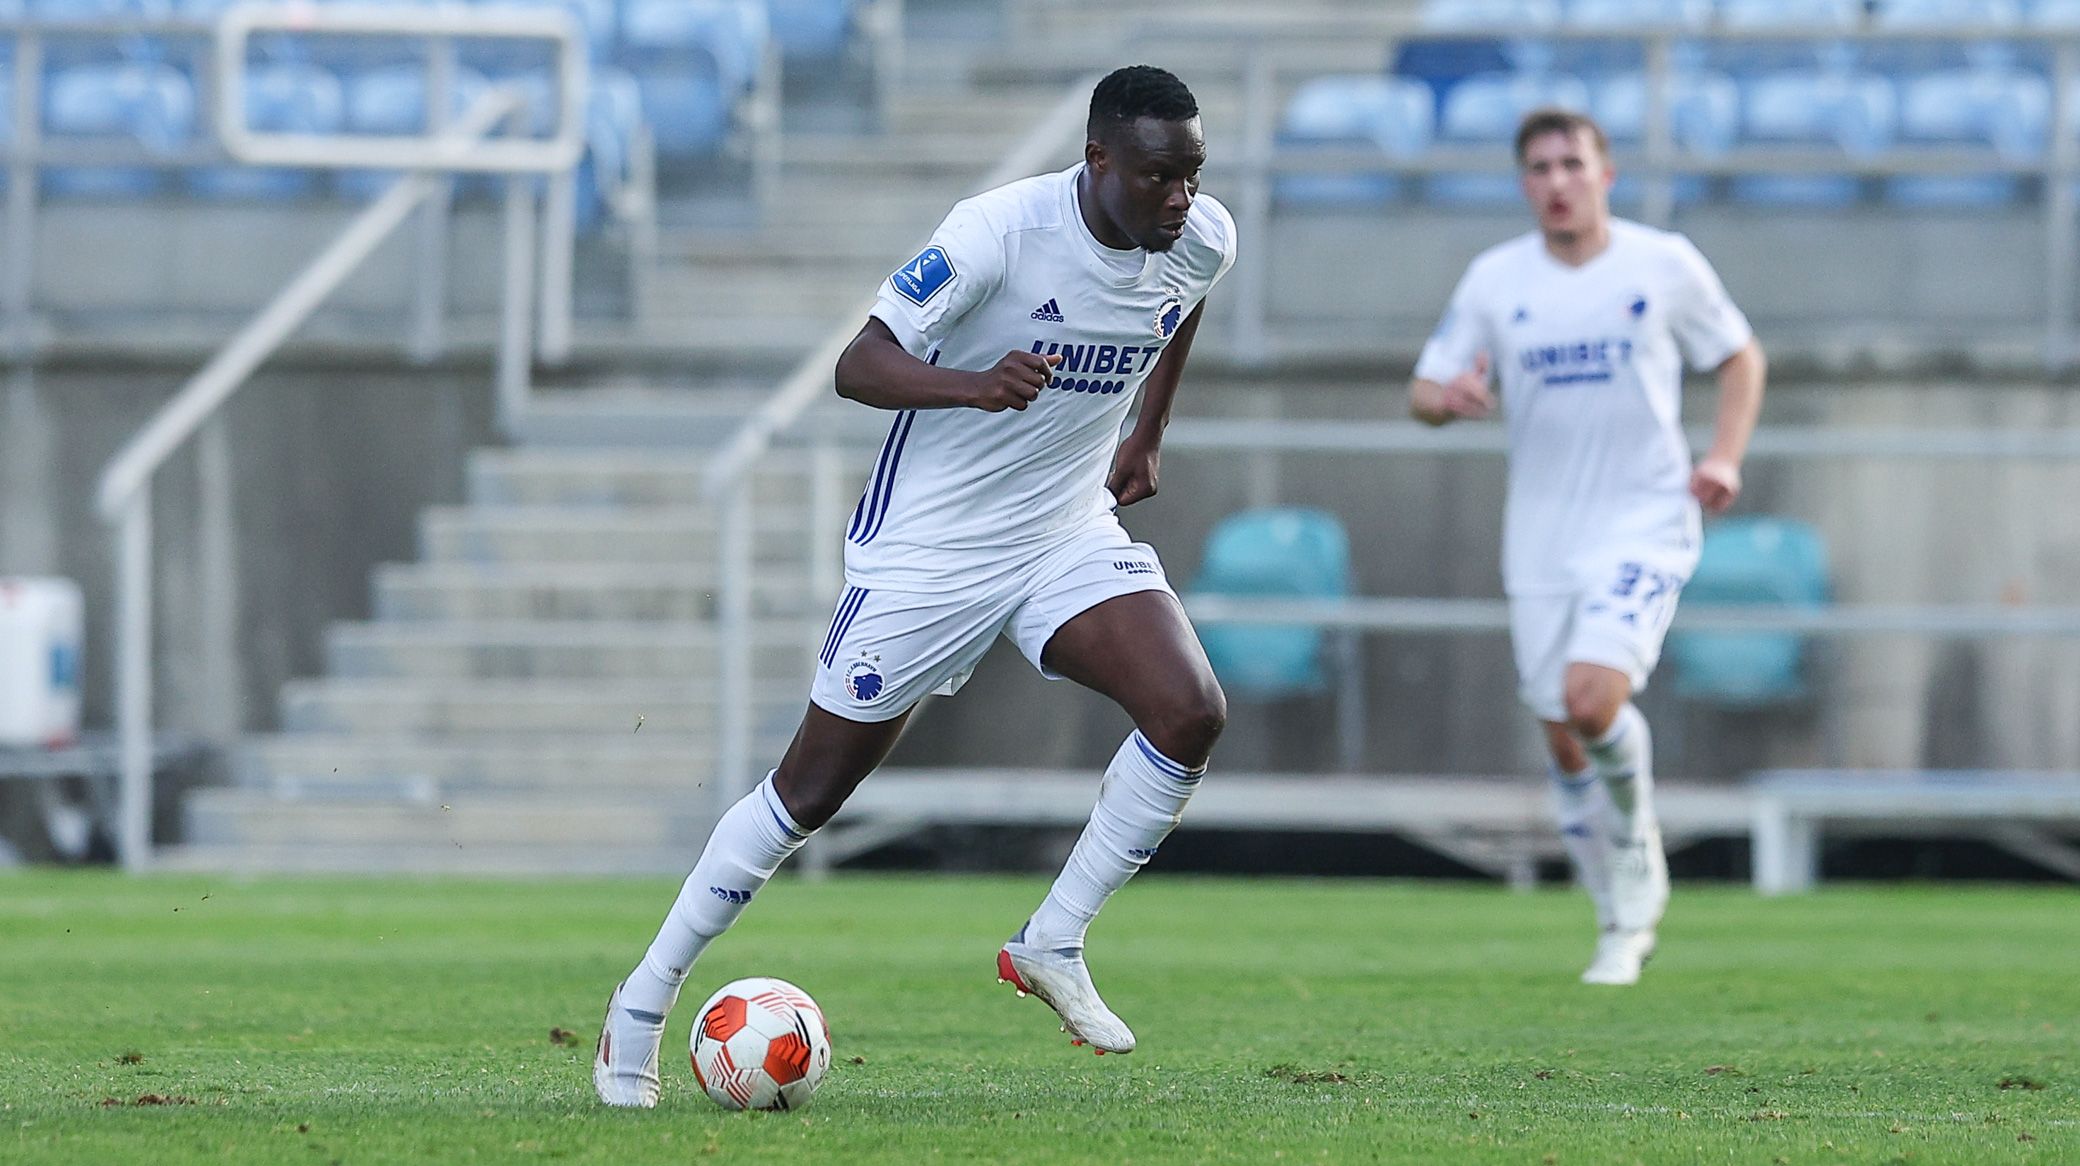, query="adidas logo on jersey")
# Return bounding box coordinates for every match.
[1030,298,1064,322]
